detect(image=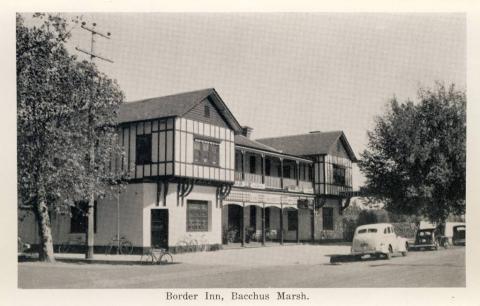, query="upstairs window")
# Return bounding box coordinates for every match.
[249,156,256,174]
[265,159,271,176]
[283,165,291,178]
[136,134,152,165]
[193,139,219,167]
[204,105,210,118]
[332,164,346,186]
